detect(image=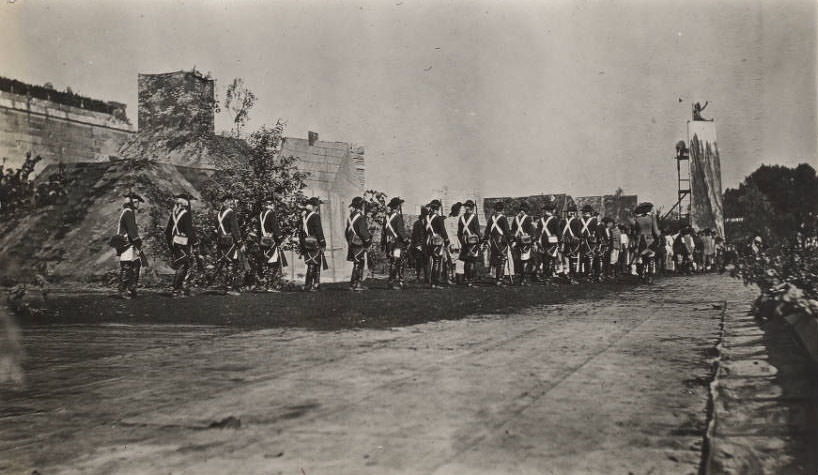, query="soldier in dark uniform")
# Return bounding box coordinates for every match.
[164,192,197,297]
[346,196,372,291]
[116,192,144,299]
[561,204,582,284]
[382,197,411,290]
[511,203,536,285]
[457,199,482,287]
[215,193,244,296]
[579,205,600,281]
[258,197,286,292]
[536,202,562,283]
[300,197,326,292]
[424,199,449,289]
[484,201,512,287]
[411,206,428,282]
[597,216,614,280]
